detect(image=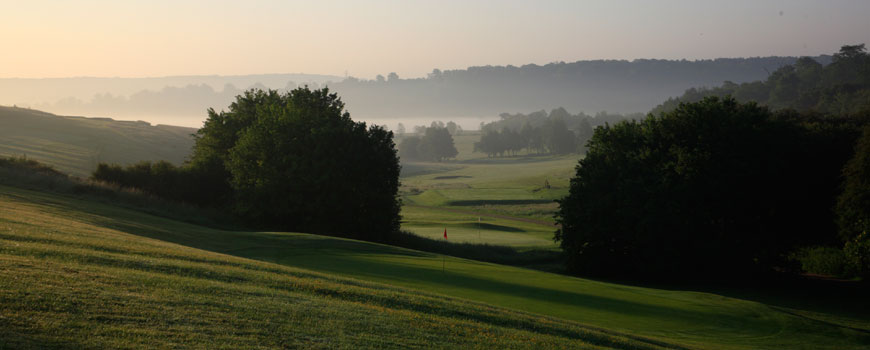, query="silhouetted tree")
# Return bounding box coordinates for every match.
[838,125,870,277]
[556,97,862,280]
[398,123,458,162]
[446,121,462,135]
[419,125,458,161]
[191,87,401,241]
[398,135,421,160]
